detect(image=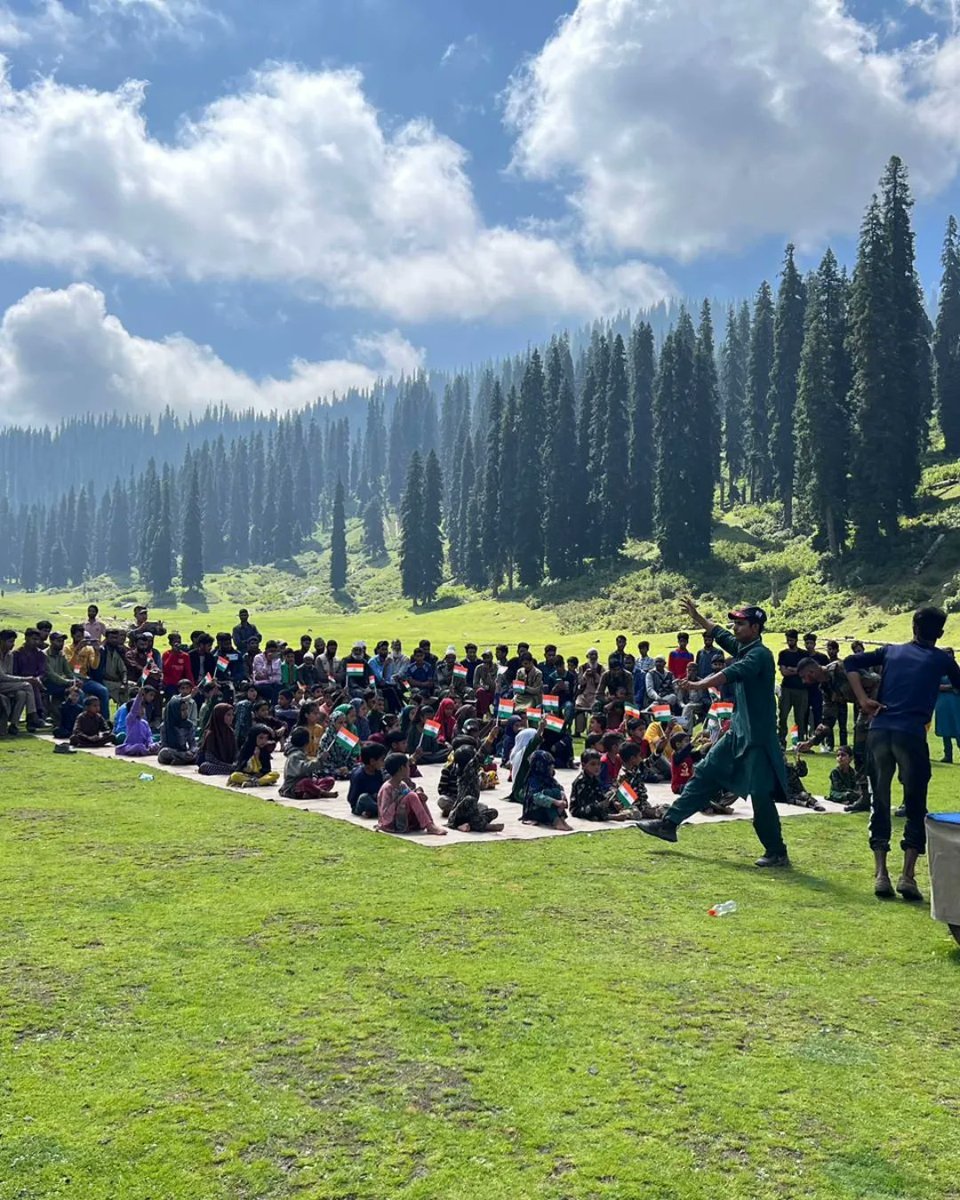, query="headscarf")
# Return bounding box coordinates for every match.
[162,696,194,751]
[522,749,558,818]
[236,723,273,774]
[201,703,236,765]
[350,696,371,740]
[509,727,537,779]
[436,697,457,743]
[455,704,477,732]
